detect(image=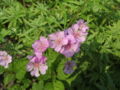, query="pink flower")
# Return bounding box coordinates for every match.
[32,36,49,58]
[68,28,88,43]
[77,20,89,32]
[0,51,12,68]
[32,36,49,52]
[49,31,68,52]
[60,35,80,57]
[27,56,48,77]
[66,20,89,43]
